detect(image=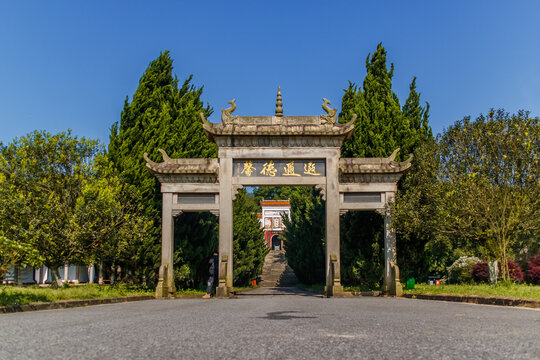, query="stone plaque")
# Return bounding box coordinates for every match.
[343,192,381,203]
[233,159,325,177]
[177,193,216,204]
